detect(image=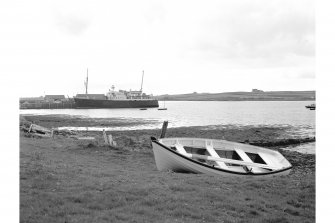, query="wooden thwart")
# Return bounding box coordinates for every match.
[205,140,227,168]
[174,140,188,155]
[235,148,264,172]
[182,153,277,170]
[235,148,253,162]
